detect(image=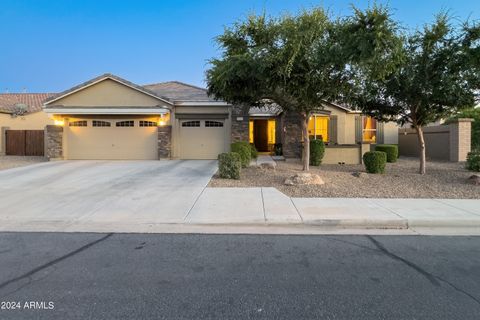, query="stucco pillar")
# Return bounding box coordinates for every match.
[158,125,172,159]
[44,125,63,160]
[449,118,473,162]
[1,126,9,155]
[359,143,371,164]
